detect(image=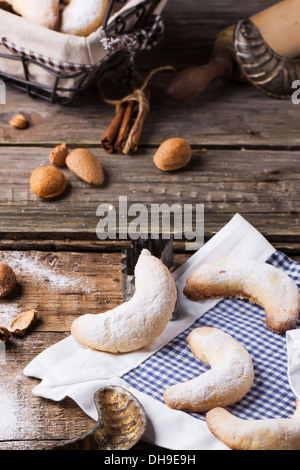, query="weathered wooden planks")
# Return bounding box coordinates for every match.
[0,0,298,250]
[0,249,185,449]
[0,251,123,332]
[0,0,299,450]
[0,146,299,246]
[0,249,299,450]
[1,75,300,149]
[0,1,299,150]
